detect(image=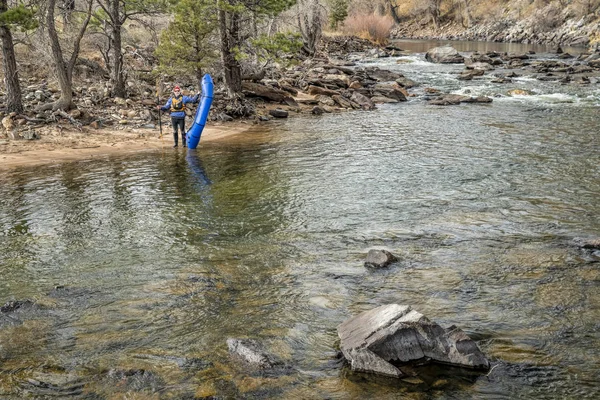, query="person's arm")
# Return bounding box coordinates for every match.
[160,98,172,111]
[184,94,200,104]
